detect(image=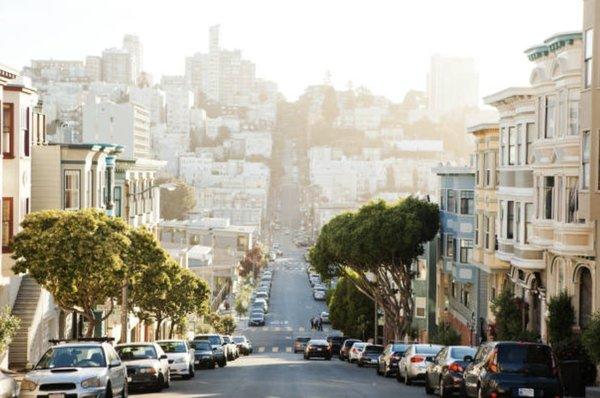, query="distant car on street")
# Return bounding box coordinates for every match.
[248,312,266,326]
[222,335,239,360]
[156,340,195,380]
[313,290,326,301]
[377,342,409,377]
[424,345,476,396]
[348,342,368,363]
[304,339,332,360]
[357,344,385,367]
[188,340,216,369]
[232,335,253,355]
[116,342,171,392]
[193,335,227,367]
[326,335,345,356]
[339,339,361,361]
[397,344,443,385]
[294,337,311,353]
[320,311,330,323]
